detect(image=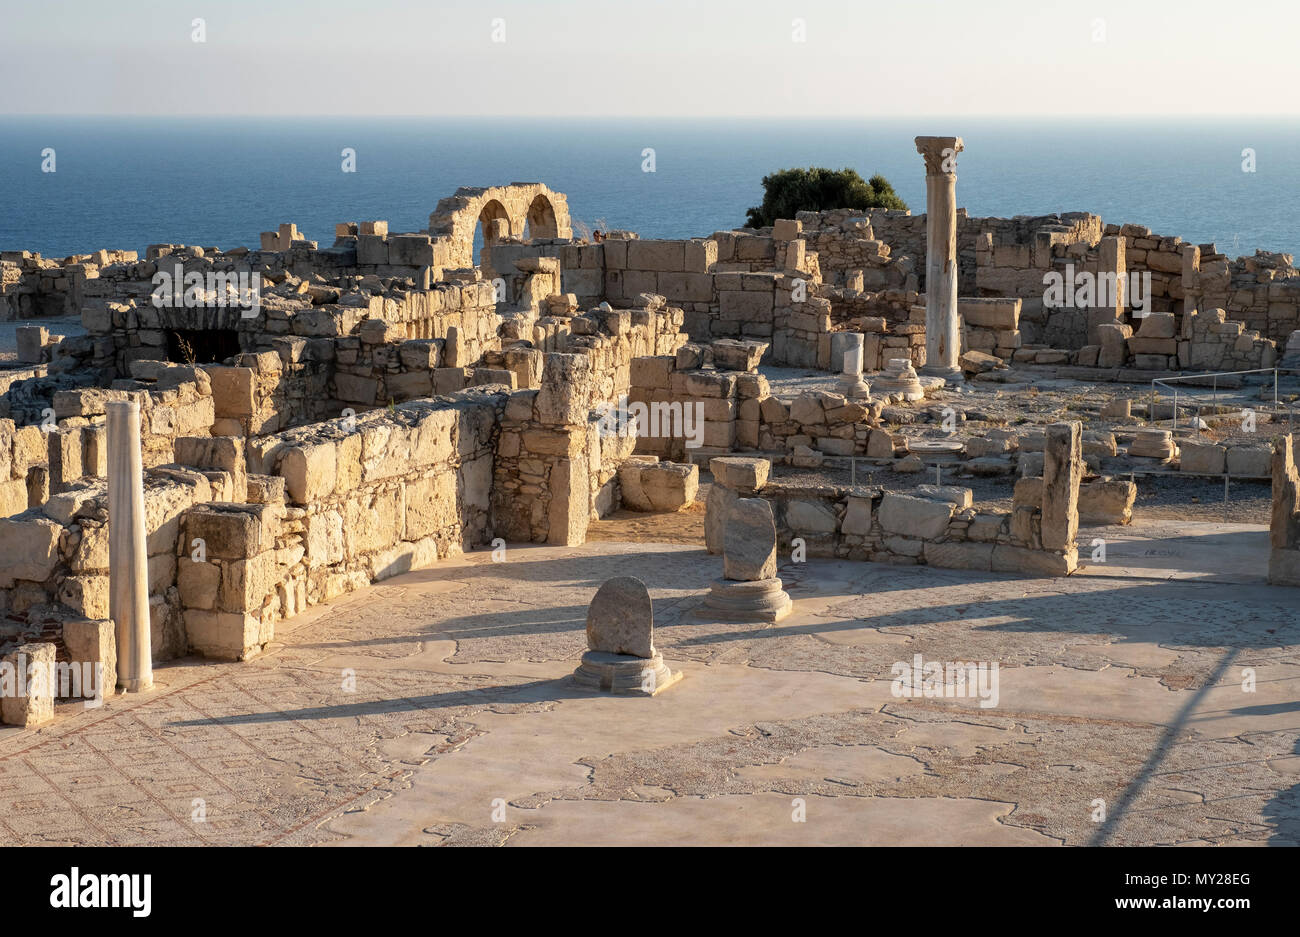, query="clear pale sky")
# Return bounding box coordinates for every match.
[1,0,1295,117]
